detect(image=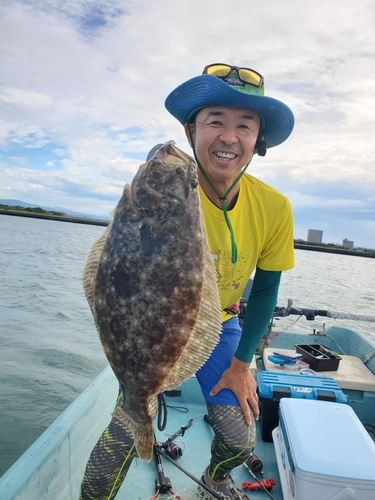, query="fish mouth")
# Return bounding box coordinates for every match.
[154,141,194,166]
[131,141,198,219]
[145,141,177,163]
